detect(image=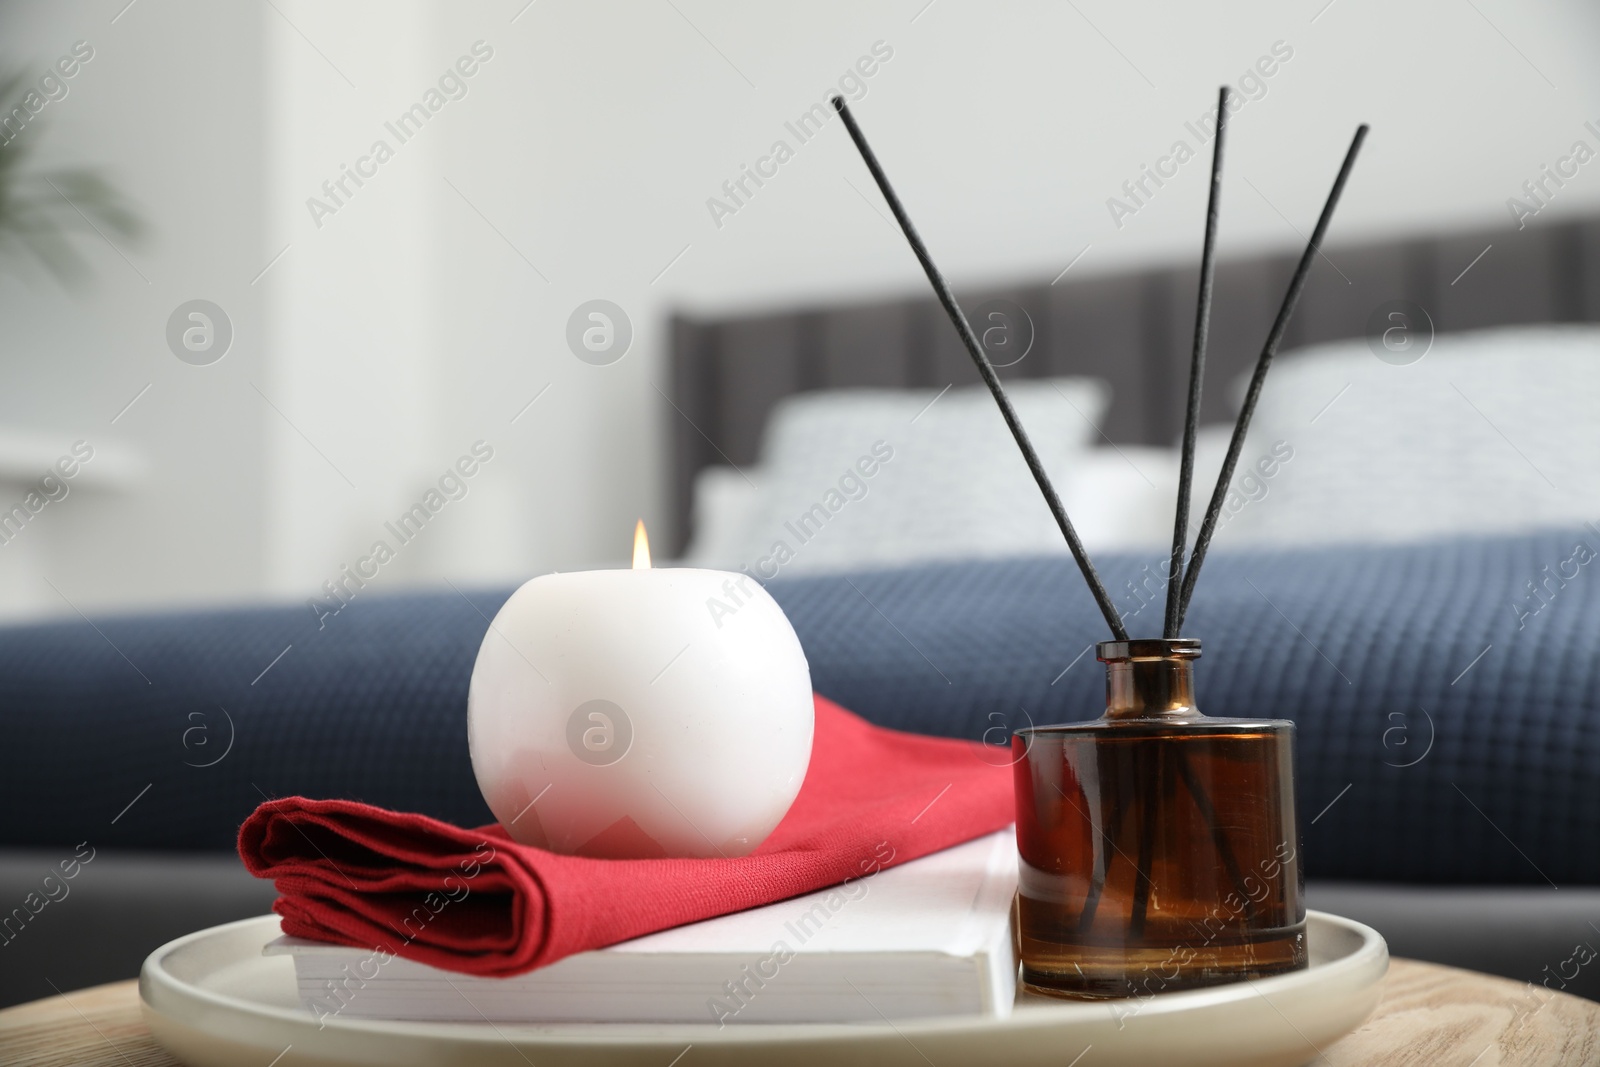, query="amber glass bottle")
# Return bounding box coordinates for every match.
[1012,639,1307,999]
